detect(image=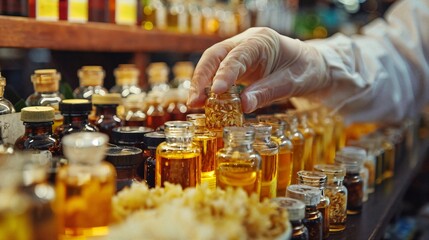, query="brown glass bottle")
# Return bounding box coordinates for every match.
[271,197,309,240]
[88,0,110,22]
[143,131,166,188]
[92,93,123,140]
[146,95,169,129]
